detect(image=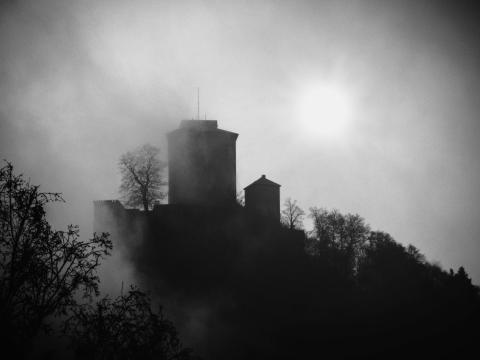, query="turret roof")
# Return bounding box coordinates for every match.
[244,175,281,190]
